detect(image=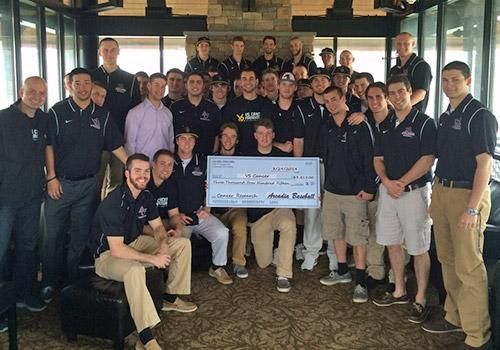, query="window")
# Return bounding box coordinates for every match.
[99,36,161,76]
[45,9,61,107]
[64,16,76,74]
[312,37,334,68]
[20,1,40,80]
[400,13,418,38]
[163,36,187,74]
[421,6,438,119]
[337,37,386,82]
[442,0,484,111]
[0,1,15,108]
[490,0,500,162]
